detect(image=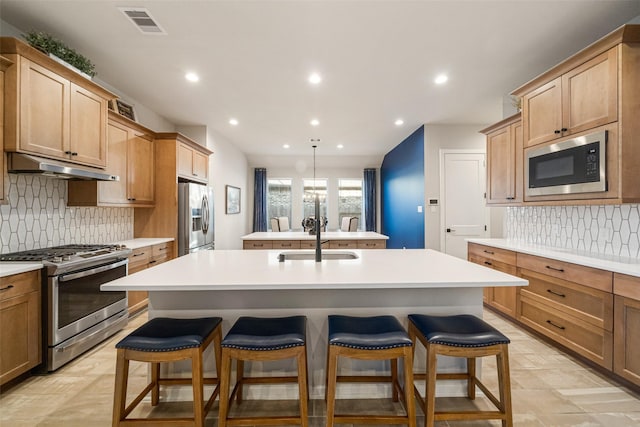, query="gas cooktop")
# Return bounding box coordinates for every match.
[0,244,130,264]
